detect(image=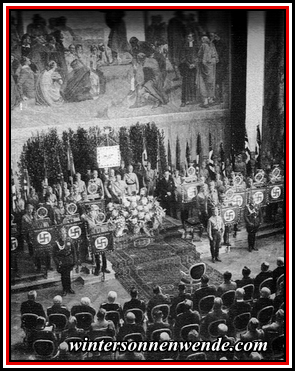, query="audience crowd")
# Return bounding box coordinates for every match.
[20,256,285,361]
